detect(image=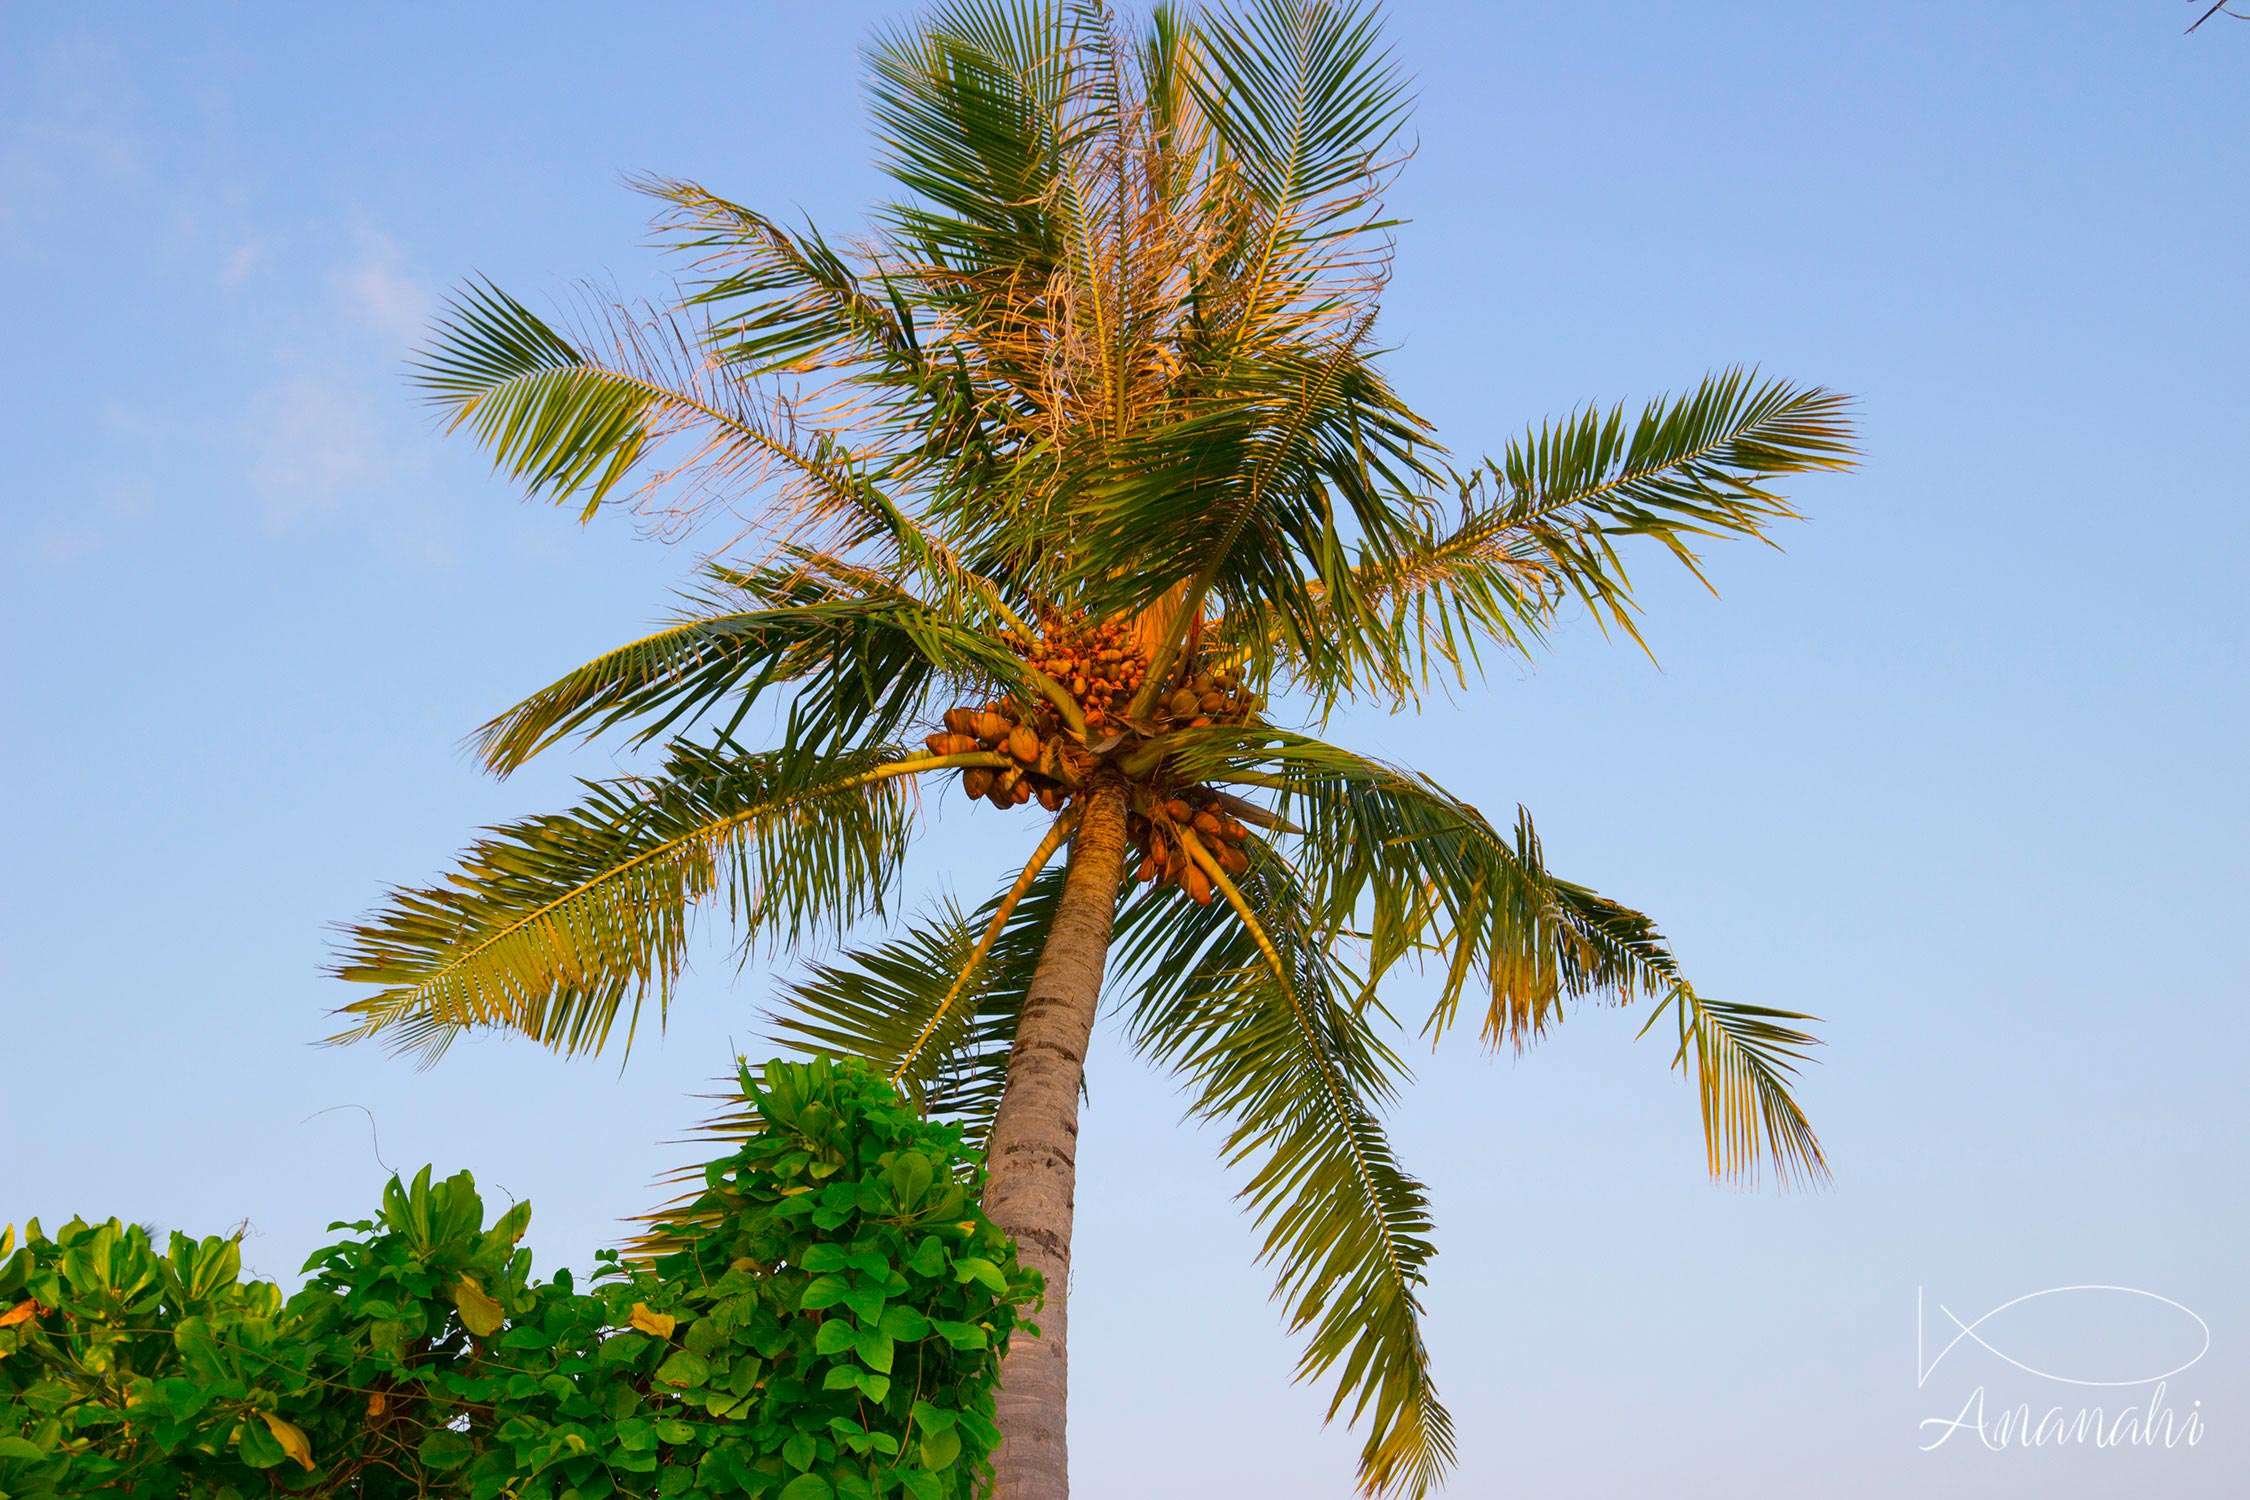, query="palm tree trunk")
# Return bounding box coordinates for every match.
[981,777,1130,1500]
